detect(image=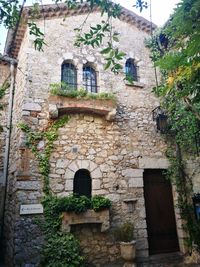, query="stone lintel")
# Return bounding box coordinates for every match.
[61,209,110,232]
[139,157,169,169]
